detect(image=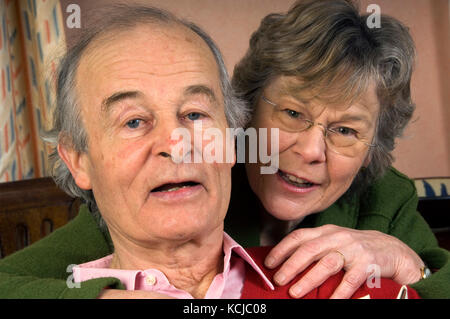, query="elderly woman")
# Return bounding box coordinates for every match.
[0,0,447,299]
[227,0,449,298]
